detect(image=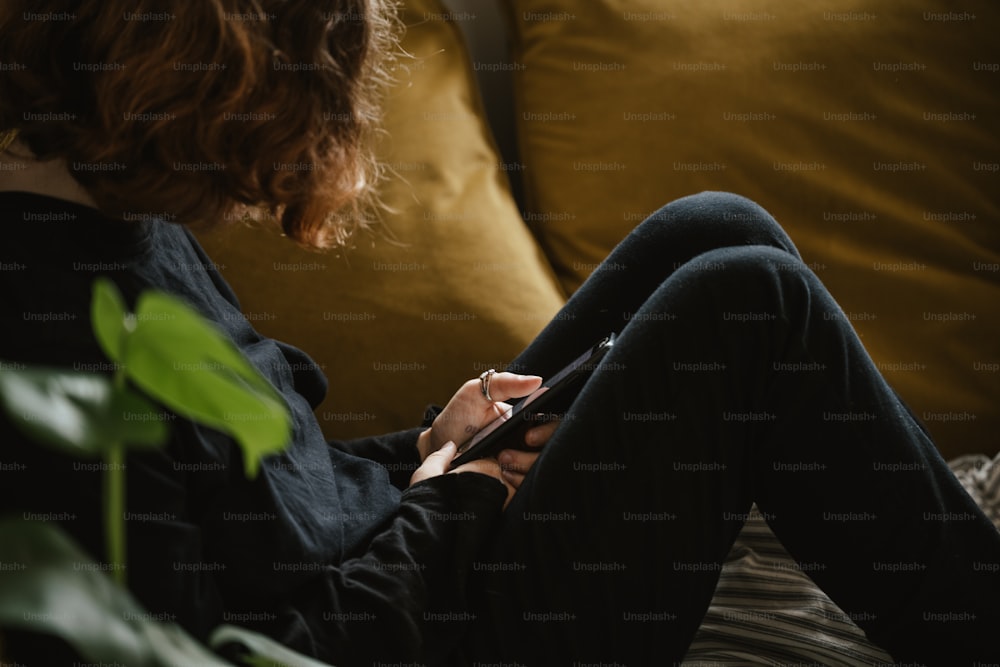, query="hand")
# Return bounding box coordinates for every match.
[497,416,561,489]
[418,372,542,460]
[409,440,515,508]
[410,441,458,486]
